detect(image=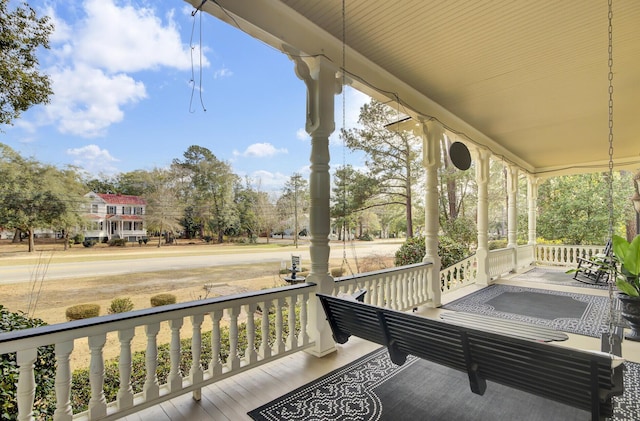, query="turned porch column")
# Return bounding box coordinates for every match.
[420,119,442,307]
[527,175,539,259]
[289,52,341,357]
[506,165,519,270]
[474,148,491,285]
